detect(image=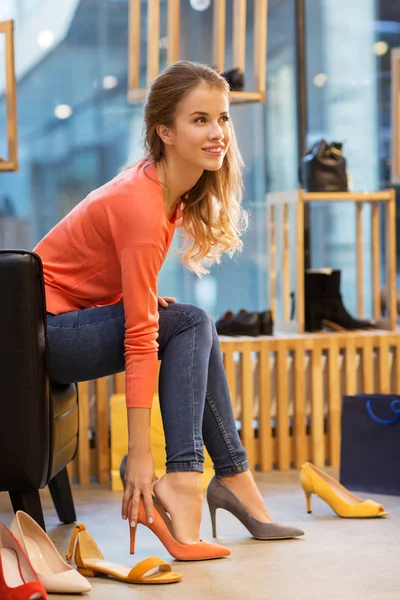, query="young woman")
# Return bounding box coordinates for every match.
[34,61,303,558]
